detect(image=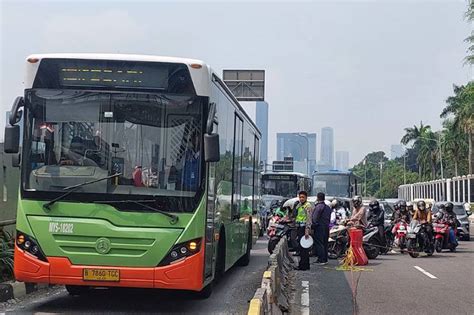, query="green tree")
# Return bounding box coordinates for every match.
[441,83,474,174]
[442,119,469,177]
[400,121,435,179]
[465,1,474,64]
